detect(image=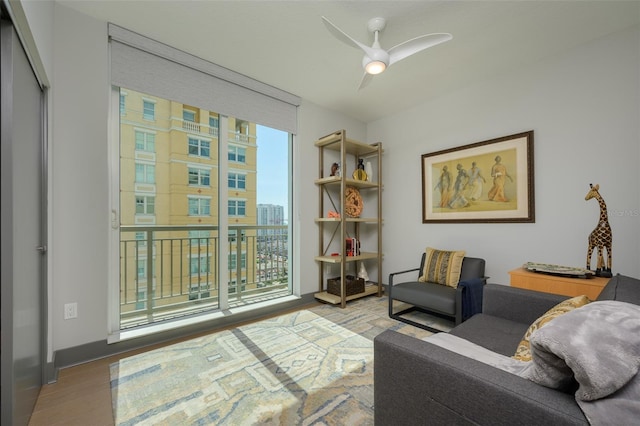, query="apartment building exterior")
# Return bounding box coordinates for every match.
[118,89,262,326]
